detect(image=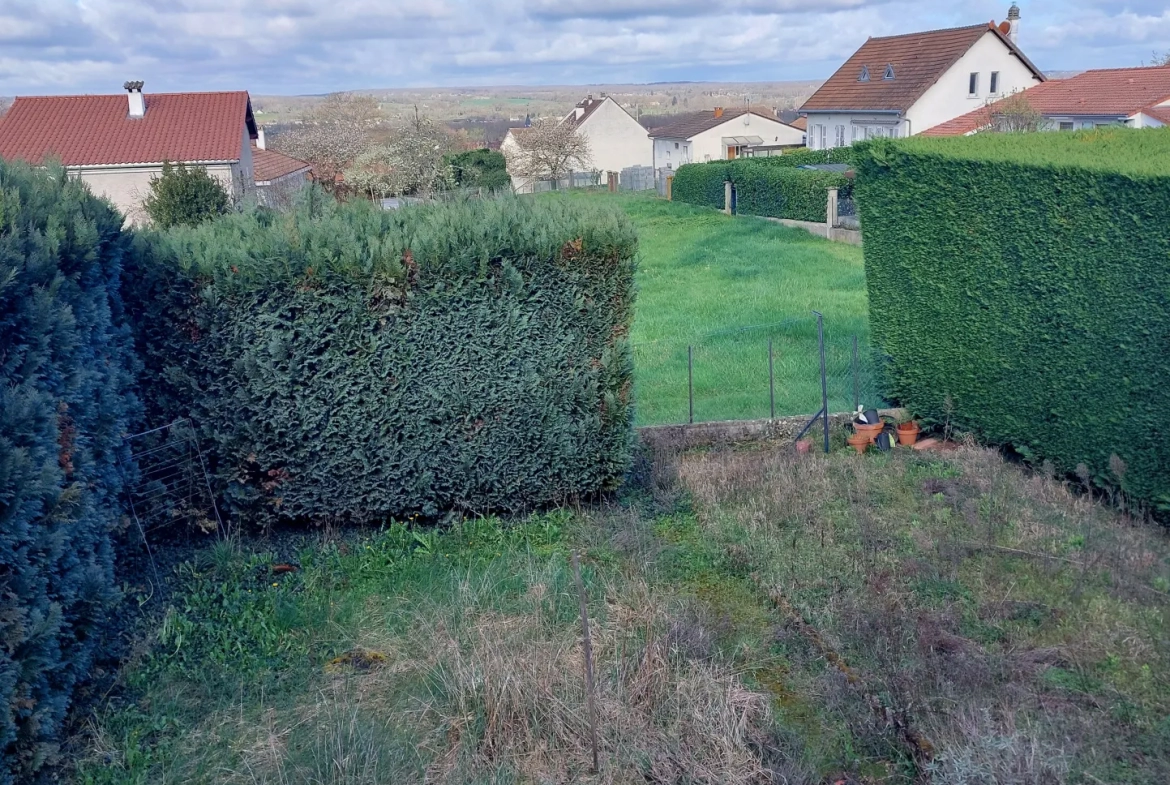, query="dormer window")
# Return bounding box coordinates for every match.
[859,66,870,82]
[883,64,895,80]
